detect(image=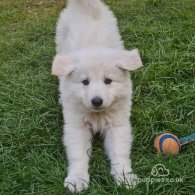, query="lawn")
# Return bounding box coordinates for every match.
[0,0,195,194]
